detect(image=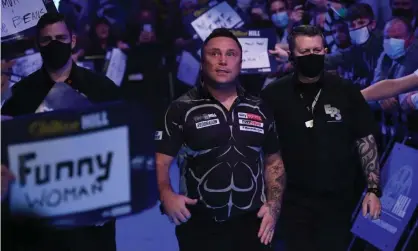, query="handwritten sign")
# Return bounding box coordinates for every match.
[191,1,243,41]
[232,29,278,74]
[10,52,43,86]
[177,51,200,86]
[1,102,158,226]
[104,48,127,86]
[1,0,47,38]
[240,38,270,69]
[351,143,418,250]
